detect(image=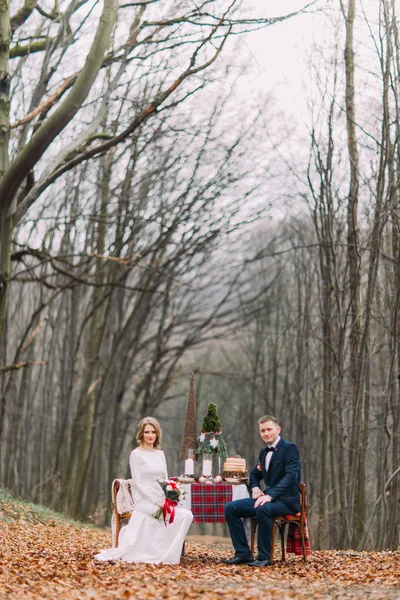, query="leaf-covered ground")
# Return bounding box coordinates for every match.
[1,491,400,599]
